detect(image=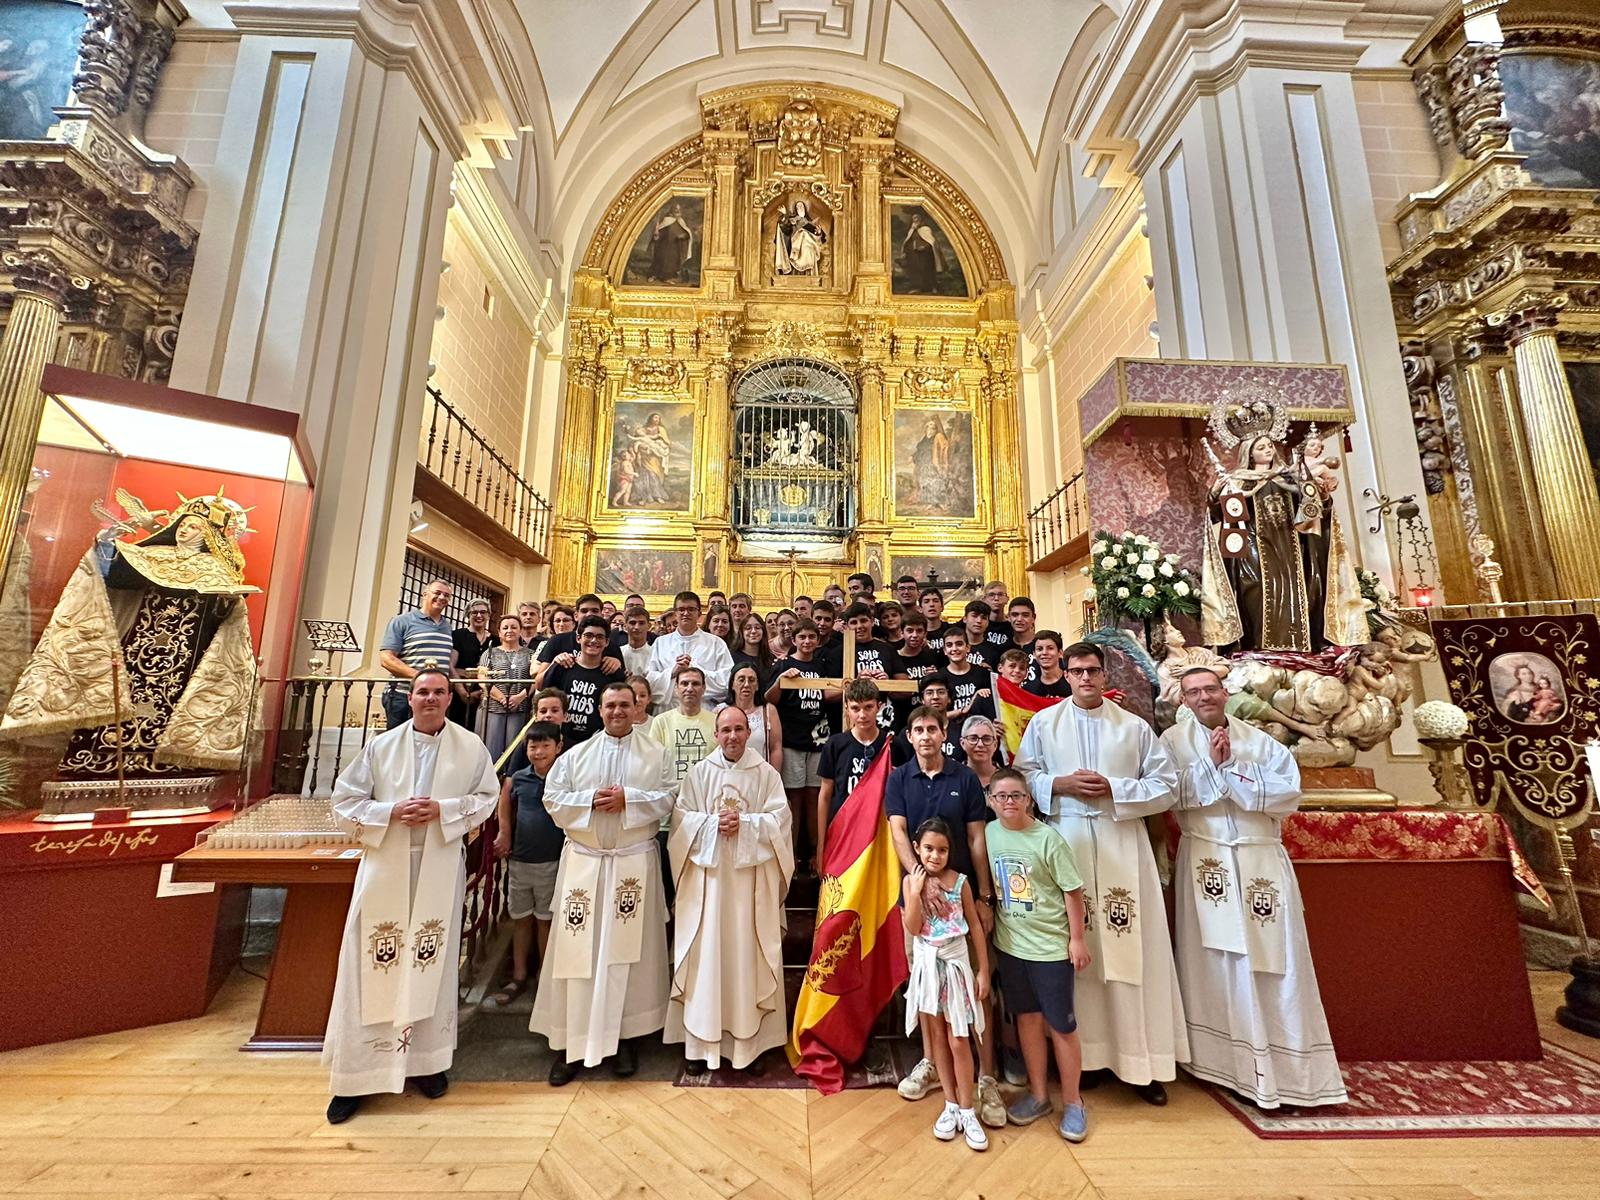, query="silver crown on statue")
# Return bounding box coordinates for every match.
[1206,382,1290,449]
